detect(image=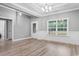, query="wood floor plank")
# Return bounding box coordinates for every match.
[0,38,79,56]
